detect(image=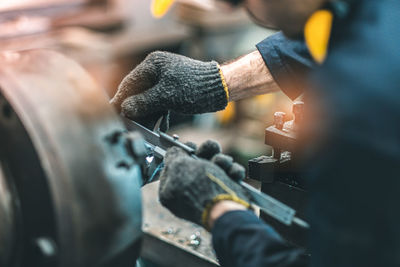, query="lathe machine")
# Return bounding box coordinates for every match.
[0,49,308,267]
